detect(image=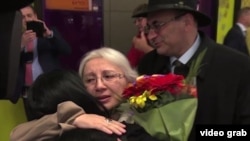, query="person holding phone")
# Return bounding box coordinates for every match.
[20,6,55,48]
[16,5,71,120]
[127,3,153,68]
